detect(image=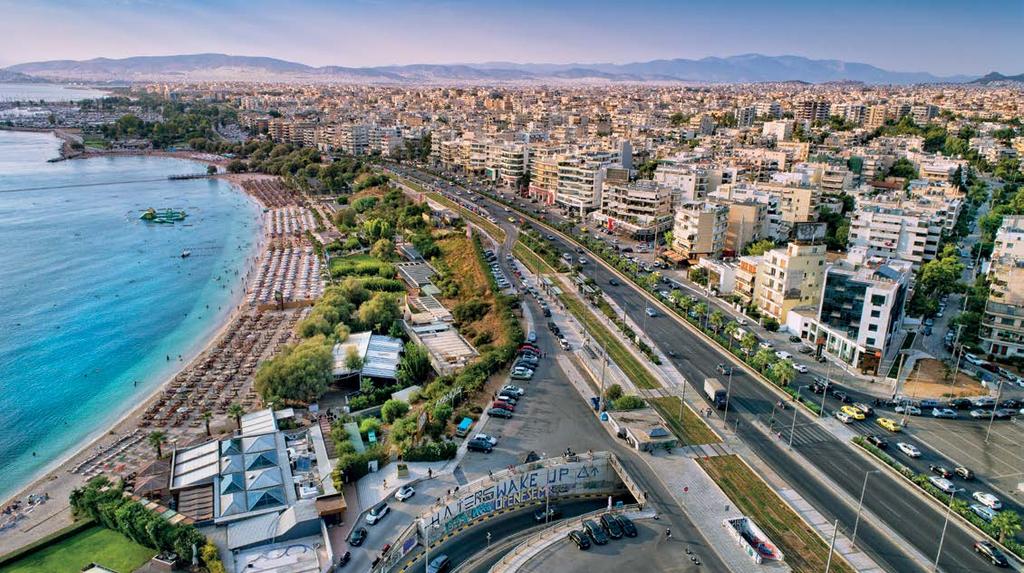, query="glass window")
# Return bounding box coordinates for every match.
[871,294,886,306]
